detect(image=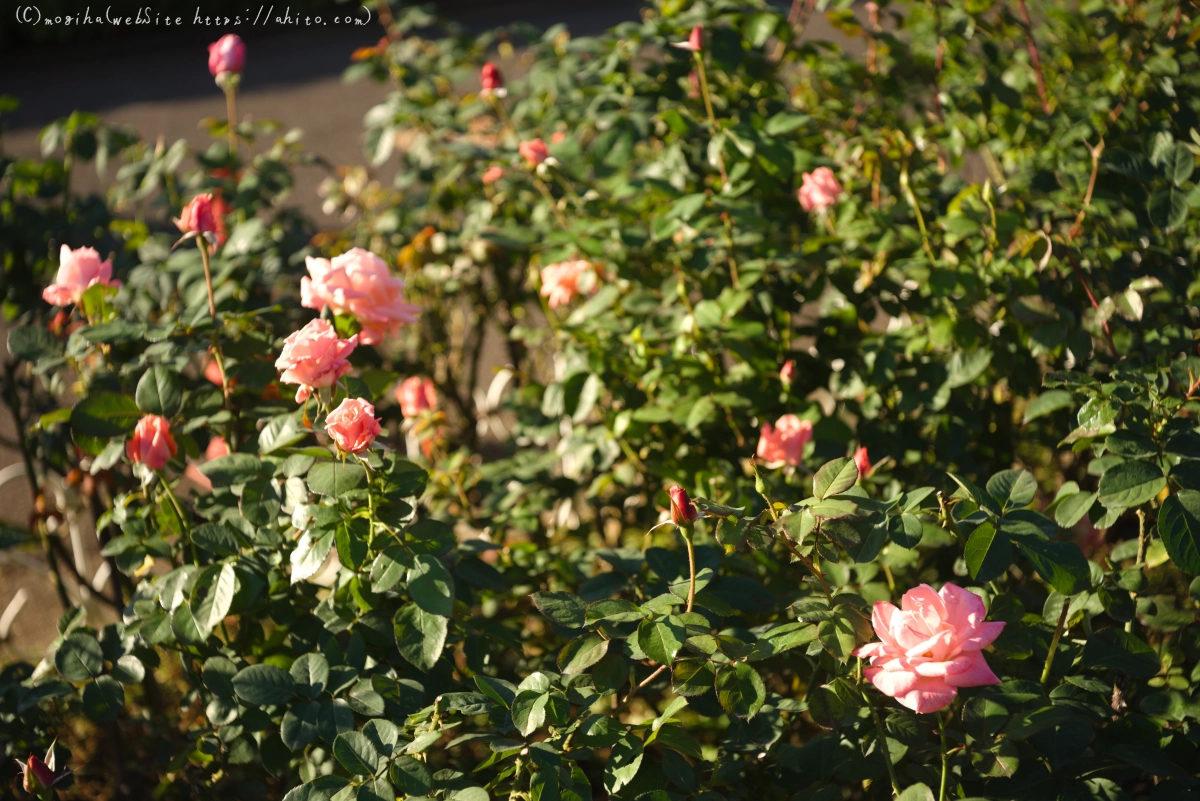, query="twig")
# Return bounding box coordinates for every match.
[1040,600,1070,685]
[1014,0,1052,115]
[780,534,833,601]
